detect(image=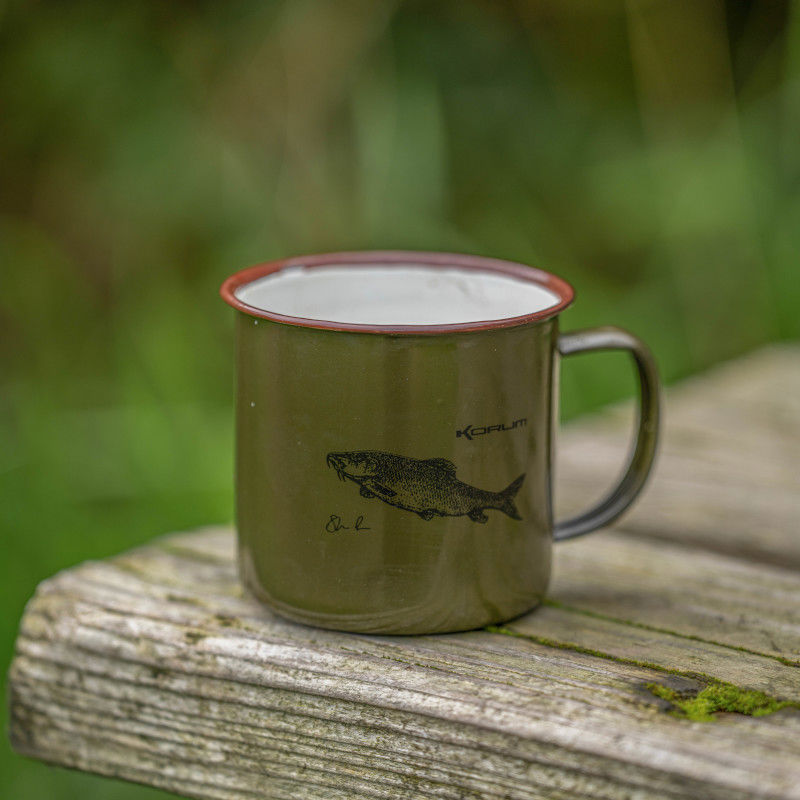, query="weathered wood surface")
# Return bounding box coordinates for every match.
[558,344,800,567]
[8,344,800,800]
